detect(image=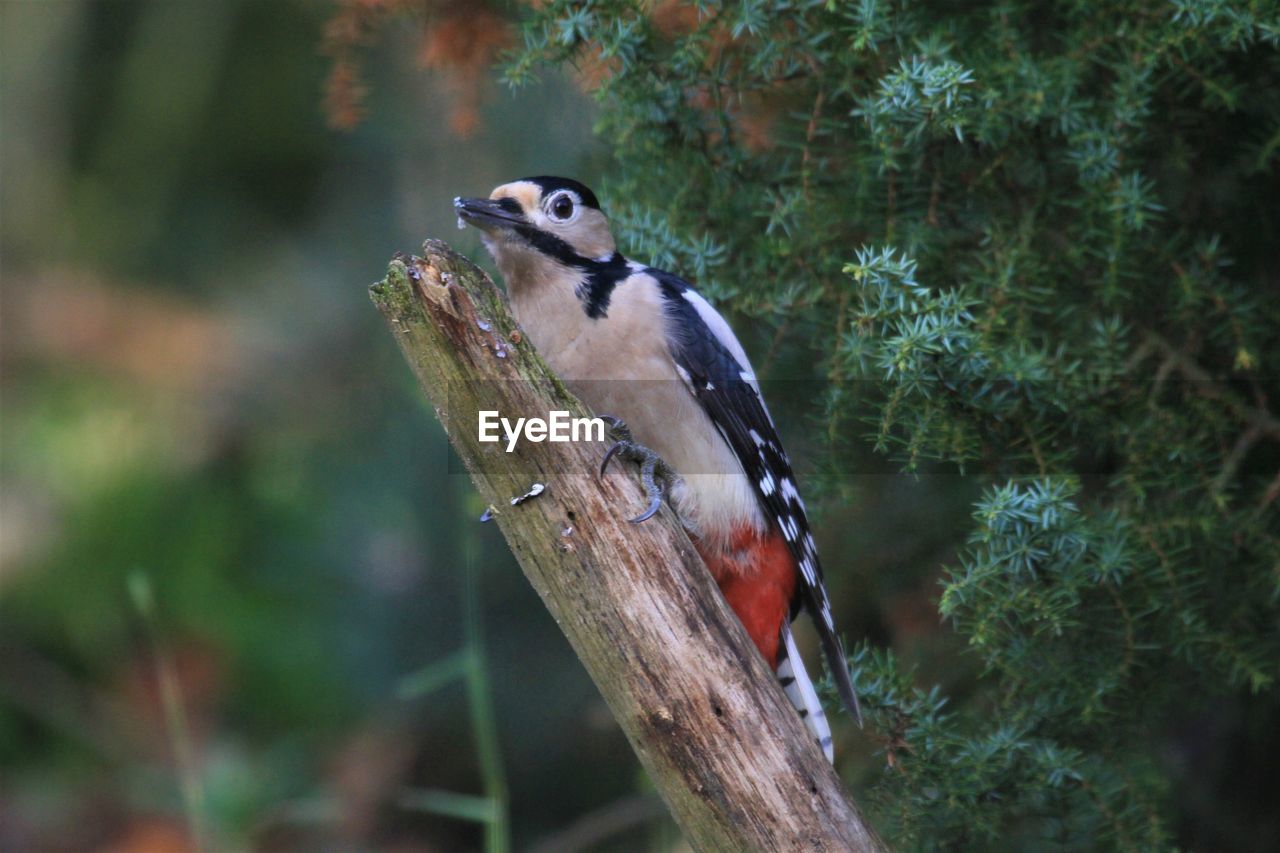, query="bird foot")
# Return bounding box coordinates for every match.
[598,416,675,524]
